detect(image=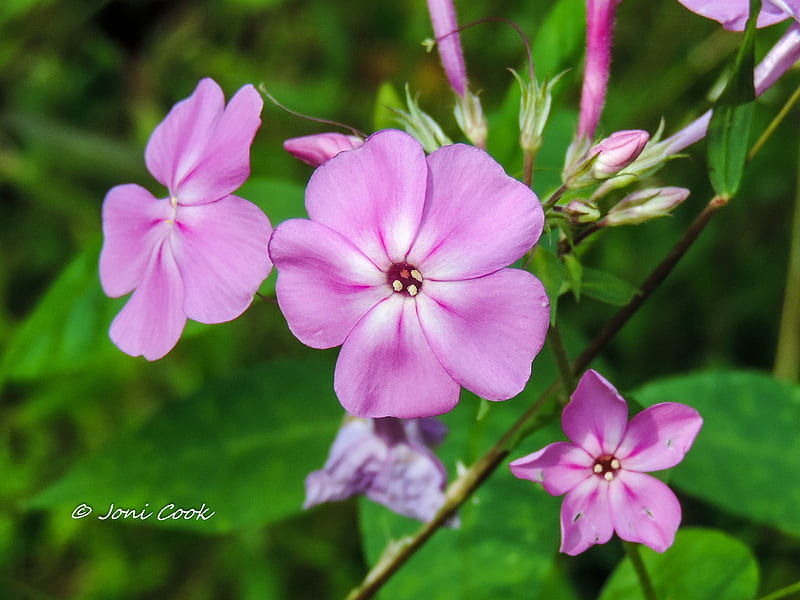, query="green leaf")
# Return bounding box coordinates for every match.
[532,0,585,77]
[527,245,565,323]
[581,267,639,306]
[599,528,759,600]
[0,239,123,383]
[563,253,583,301]
[706,0,758,198]
[633,370,800,537]
[373,81,404,131]
[30,357,344,533]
